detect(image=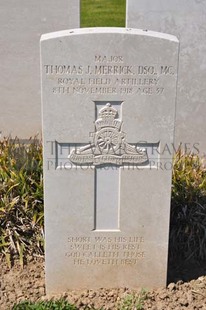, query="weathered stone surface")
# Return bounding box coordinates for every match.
[41,28,179,293]
[126,0,206,155]
[0,0,80,138]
